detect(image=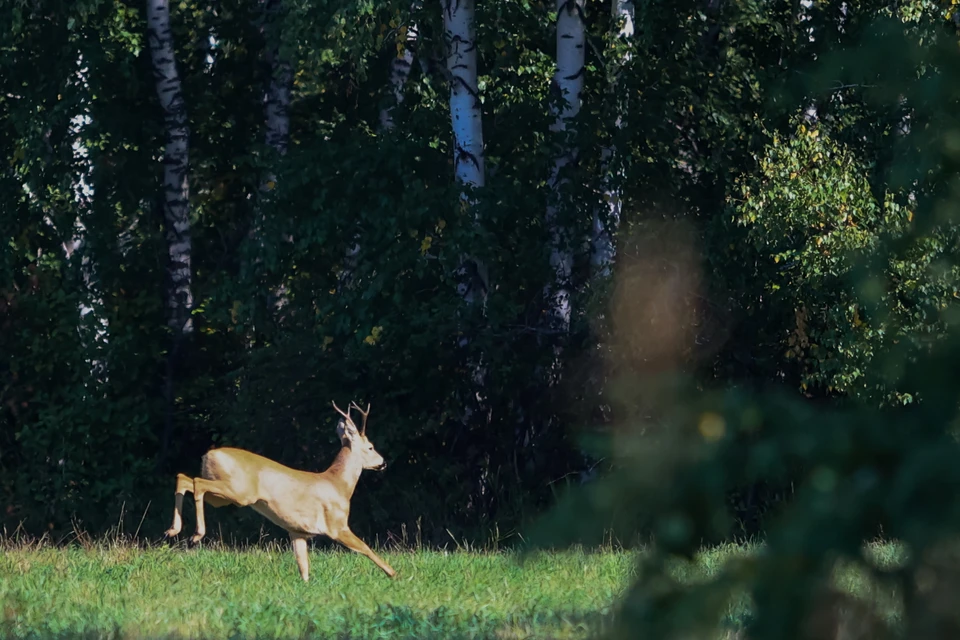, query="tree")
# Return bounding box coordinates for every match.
[591,0,634,279]
[147,0,192,466]
[544,0,585,335]
[146,0,193,337]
